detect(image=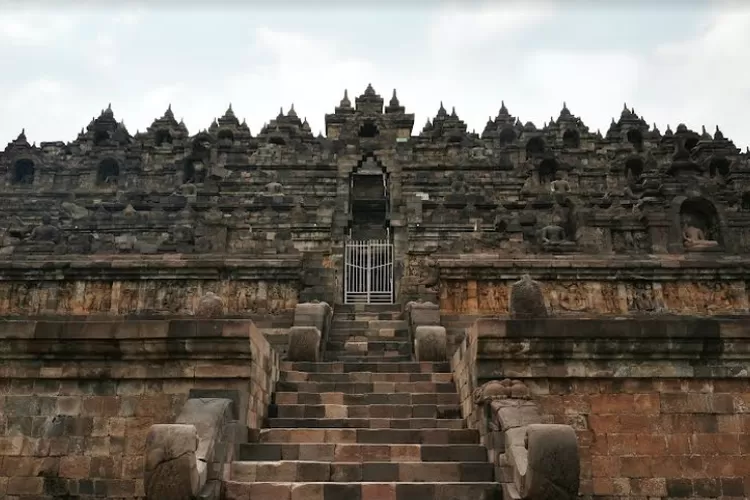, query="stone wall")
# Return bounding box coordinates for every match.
[0,318,279,499]
[0,256,300,316]
[464,317,750,499]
